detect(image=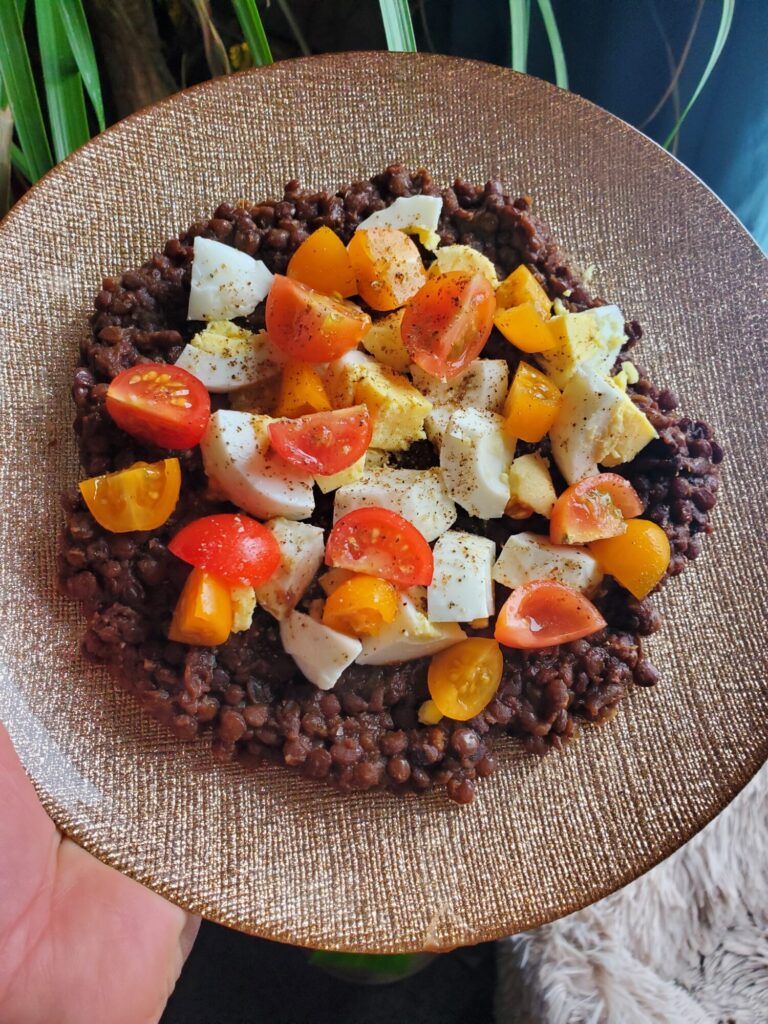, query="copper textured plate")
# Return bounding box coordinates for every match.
[1,53,766,952]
